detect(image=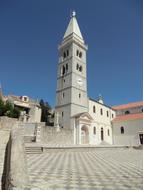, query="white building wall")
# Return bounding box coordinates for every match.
[88,99,115,145]
[113,119,143,146]
[56,106,71,129]
[88,99,115,124]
